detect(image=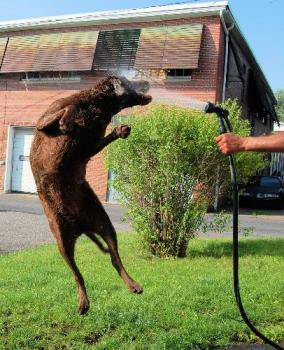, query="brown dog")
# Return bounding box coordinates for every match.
[30,76,152,314]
